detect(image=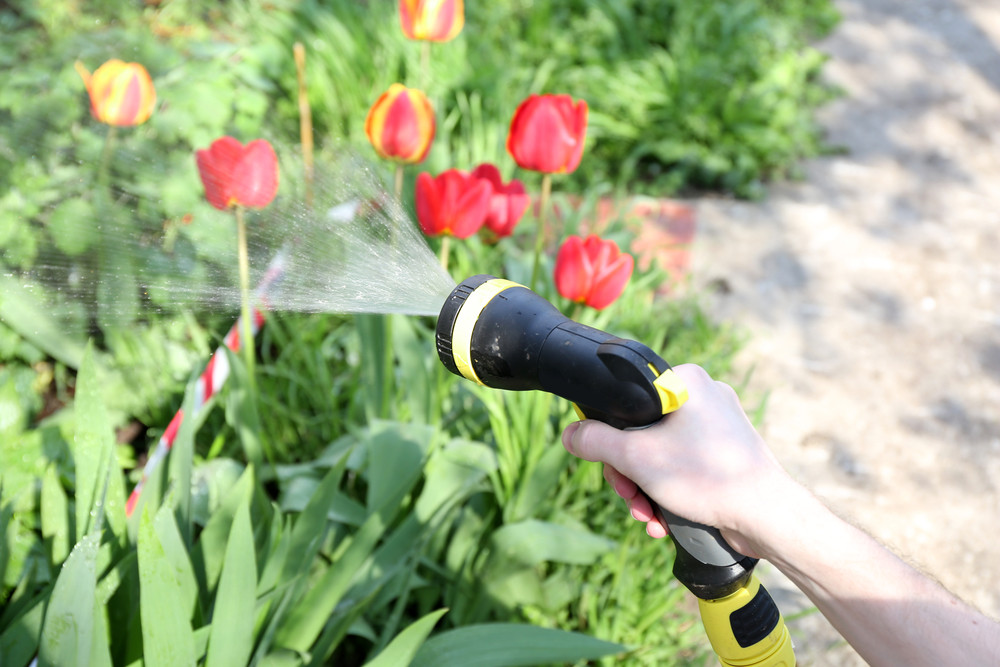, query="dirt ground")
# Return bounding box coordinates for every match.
[689,0,1000,663]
